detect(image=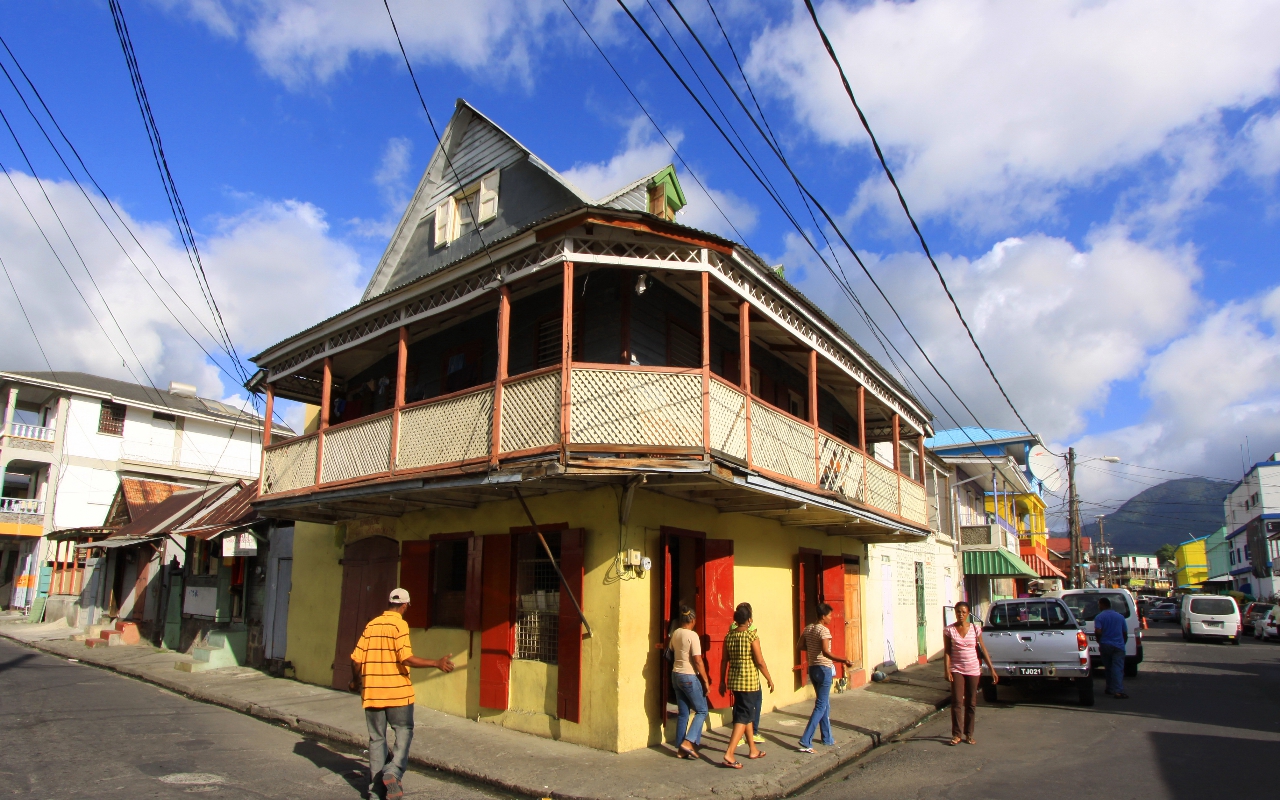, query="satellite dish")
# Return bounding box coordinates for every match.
[1028,445,1066,492]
